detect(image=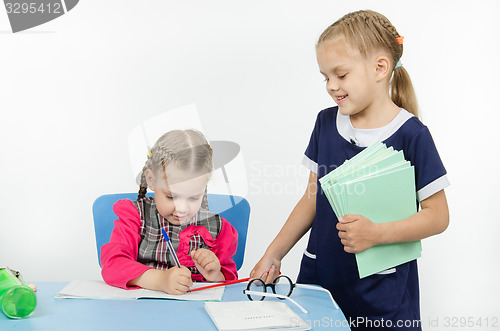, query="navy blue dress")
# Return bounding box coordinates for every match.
[297,107,449,330]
